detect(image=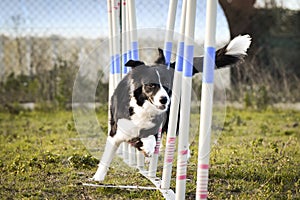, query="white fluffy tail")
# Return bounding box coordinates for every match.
[226,34,252,56]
